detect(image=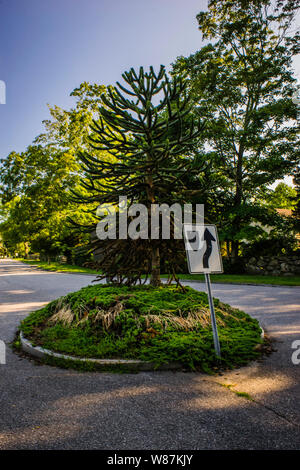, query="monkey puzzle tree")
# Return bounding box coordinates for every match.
[74,65,205,285]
